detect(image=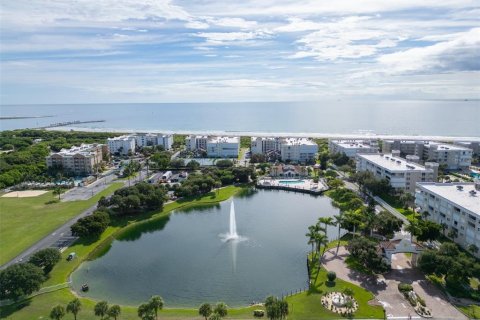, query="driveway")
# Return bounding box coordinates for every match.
[322,246,466,319]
